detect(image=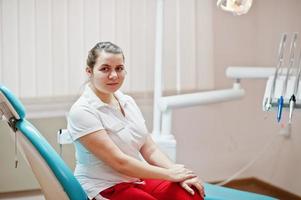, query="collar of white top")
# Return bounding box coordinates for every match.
[84,84,131,109]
